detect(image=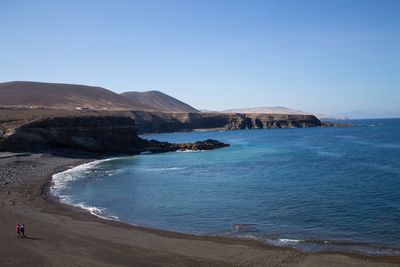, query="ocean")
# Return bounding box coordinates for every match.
[51,119,400,256]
